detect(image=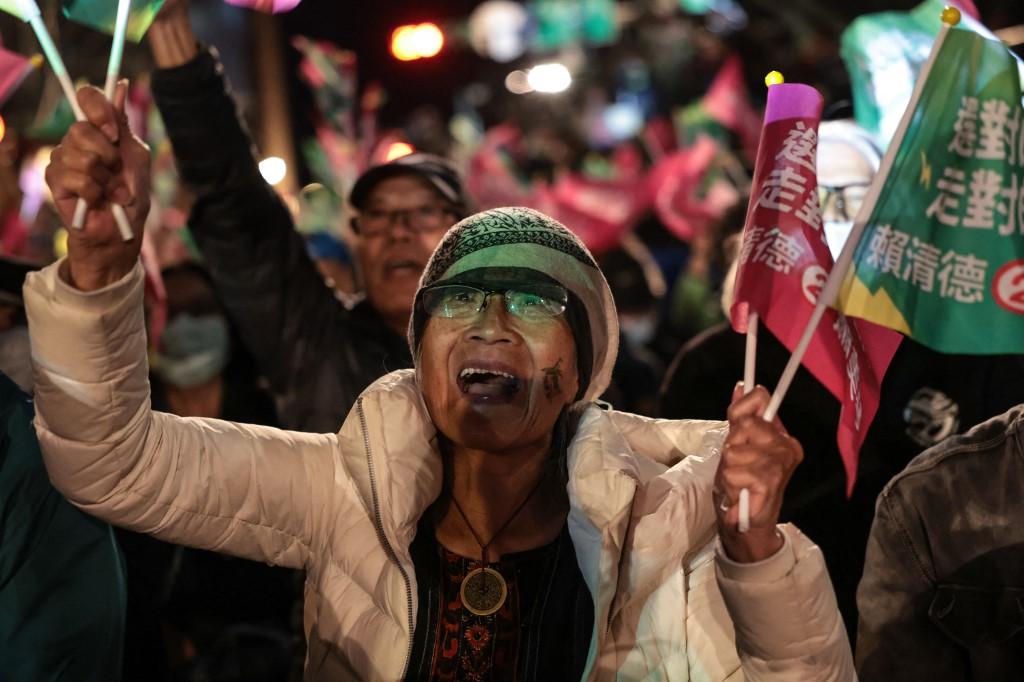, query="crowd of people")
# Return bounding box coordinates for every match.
[1,1,1023,681]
